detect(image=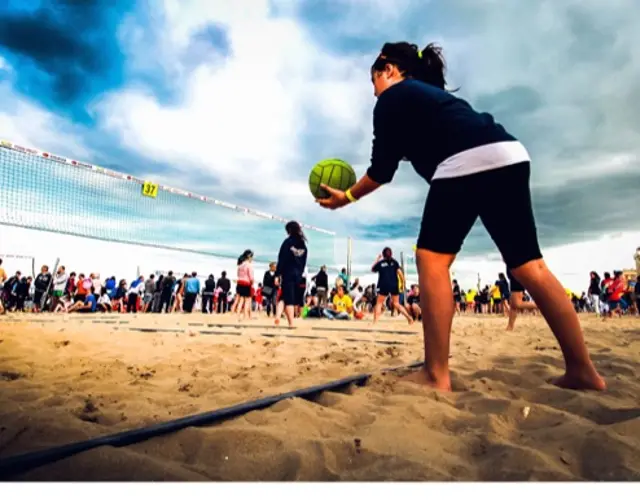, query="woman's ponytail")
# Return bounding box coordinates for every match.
[372,41,453,91]
[285,220,306,243]
[415,43,447,90]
